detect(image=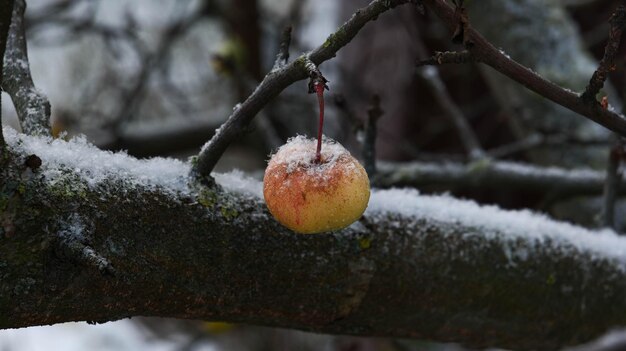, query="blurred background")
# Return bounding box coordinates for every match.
[1,0,626,350]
